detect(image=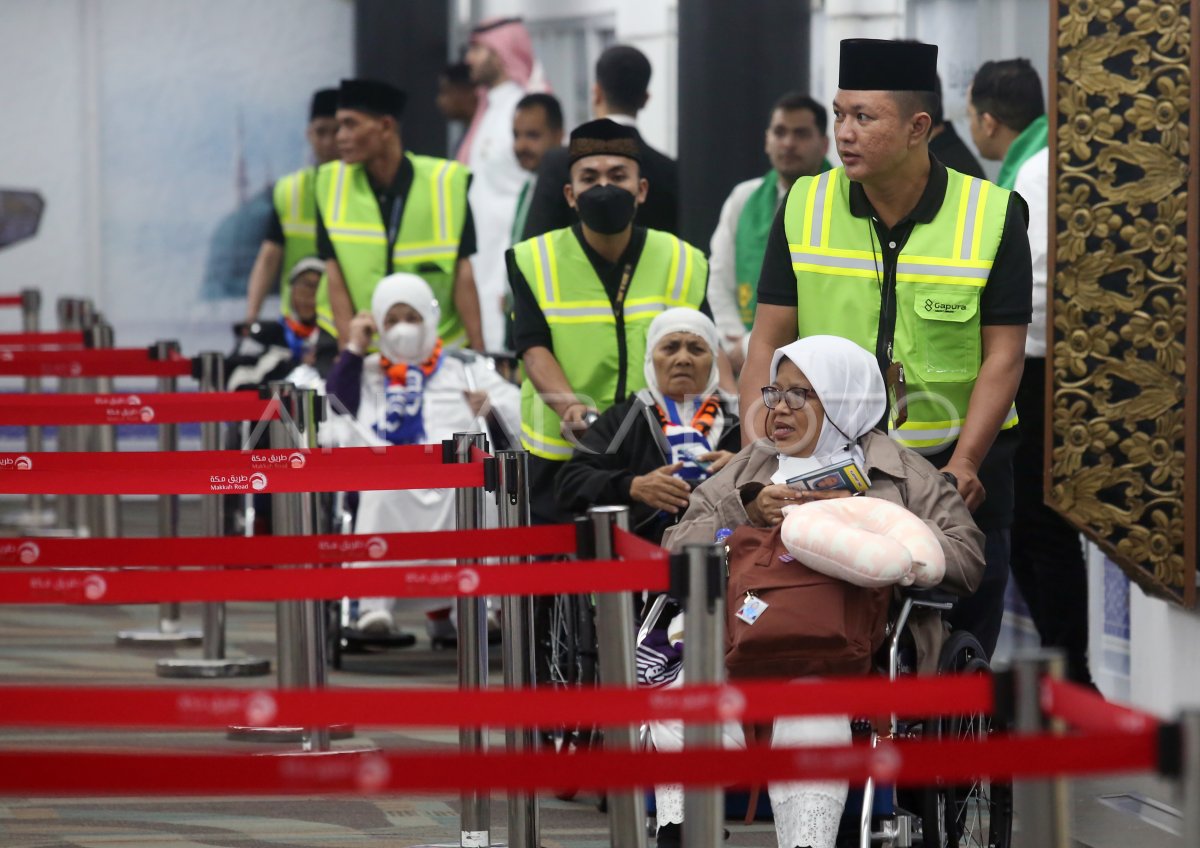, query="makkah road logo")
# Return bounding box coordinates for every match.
[457,568,481,594]
[14,455,32,471]
[244,691,278,725]
[366,536,388,559]
[17,541,40,565]
[139,406,155,423]
[288,452,306,469]
[356,755,391,792]
[250,472,268,491]
[83,574,108,601]
[715,686,747,722]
